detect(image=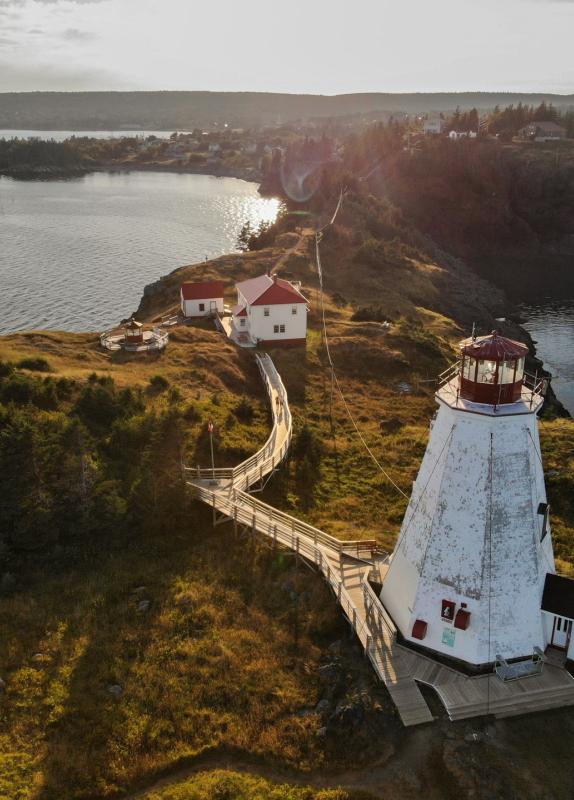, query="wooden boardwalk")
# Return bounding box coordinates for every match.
[185,353,574,727]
